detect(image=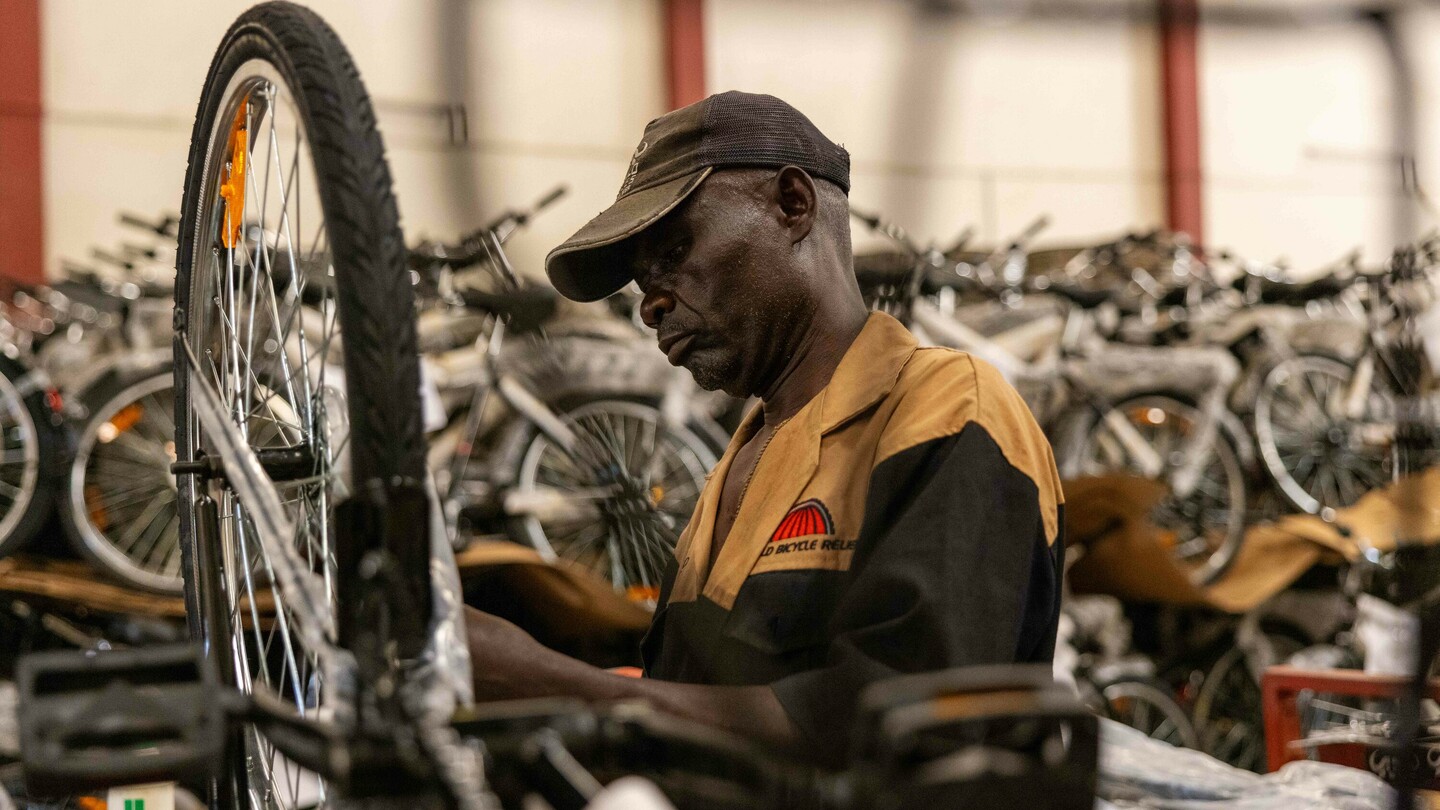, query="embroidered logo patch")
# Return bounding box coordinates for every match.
[770,499,834,543]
